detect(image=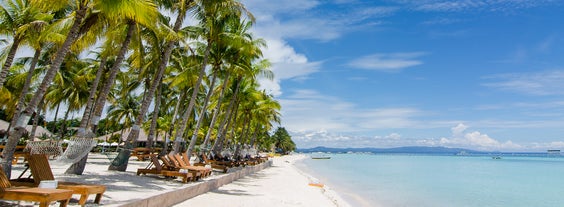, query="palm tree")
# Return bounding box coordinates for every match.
[249,92,280,146]
[2,0,91,177]
[201,73,230,151]
[0,64,29,119]
[272,127,295,154]
[88,0,158,133]
[88,21,137,133]
[176,0,255,156]
[0,0,52,89]
[43,54,91,138]
[106,94,140,133]
[208,22,269,156]
[61,0,155,174]
[108,0,198,171]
